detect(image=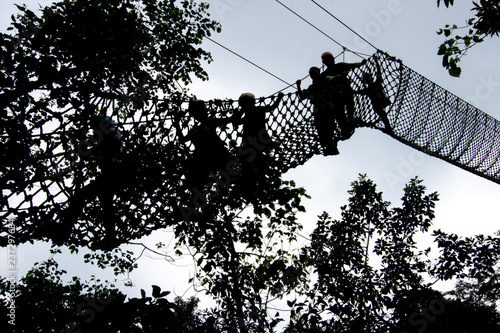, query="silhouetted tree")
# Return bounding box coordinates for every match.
[0,0,221,249]
[2,176,500,332]
[0,258,222,332]
[284,175,500,333]
[176,178,308,332]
